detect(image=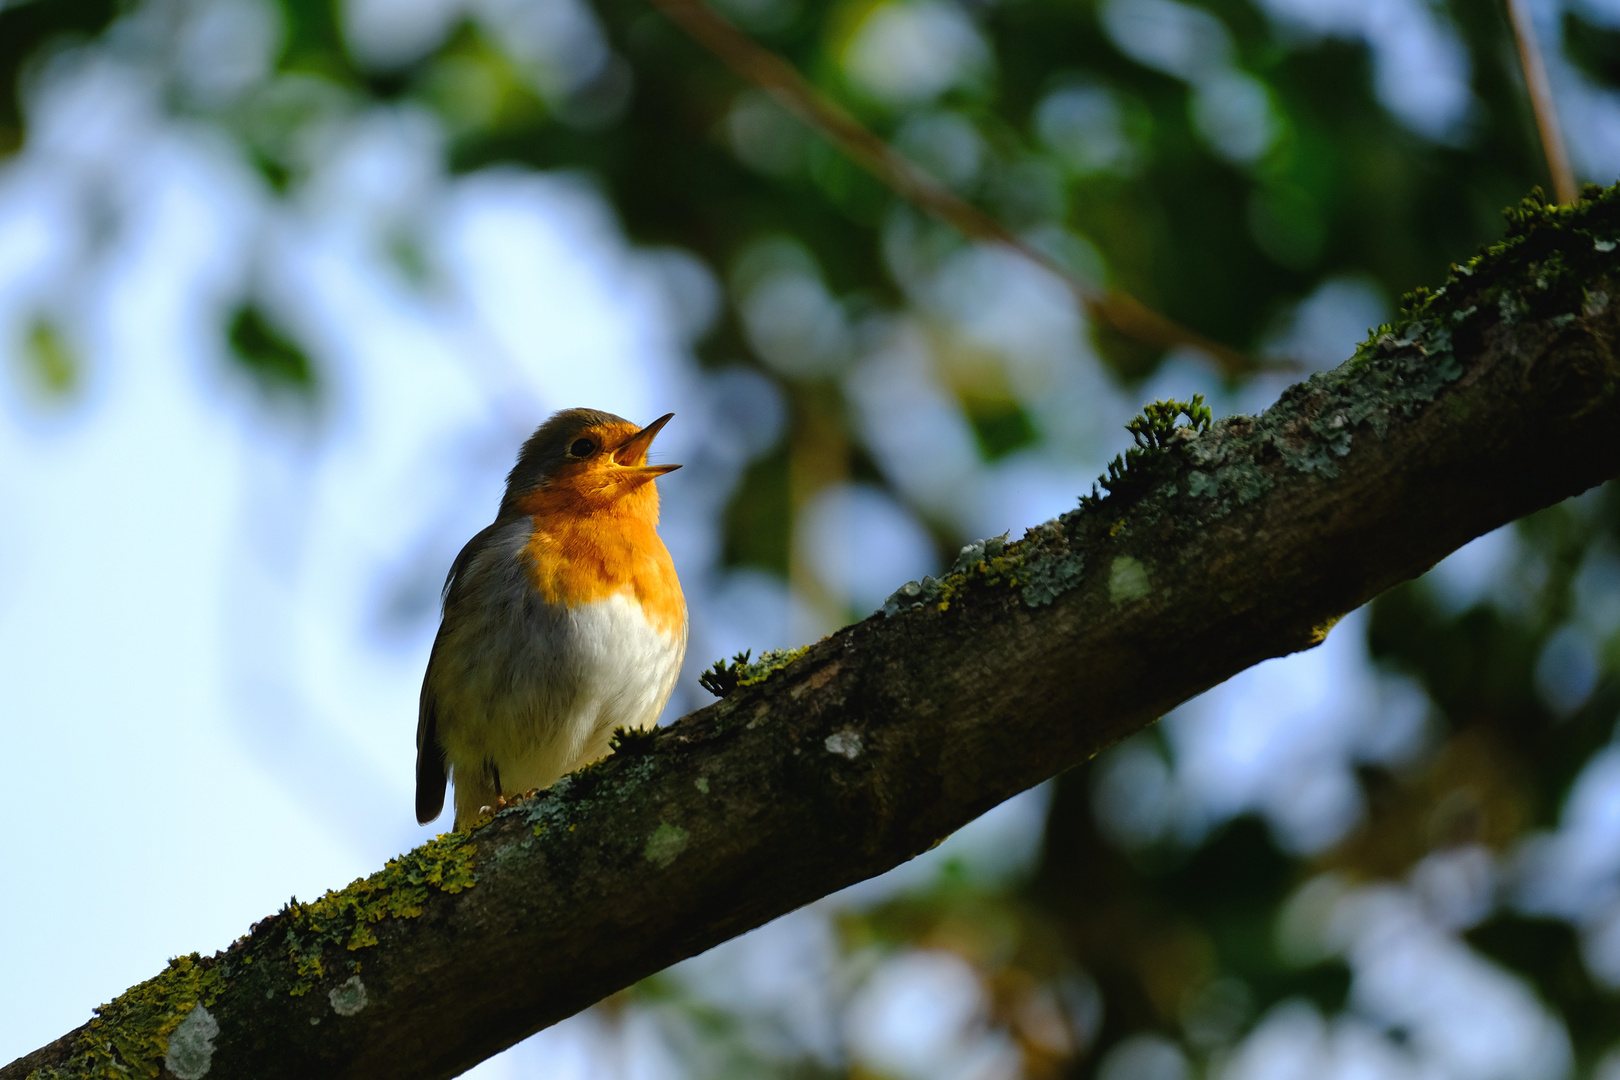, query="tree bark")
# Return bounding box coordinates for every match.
[10,192,1620,1080]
